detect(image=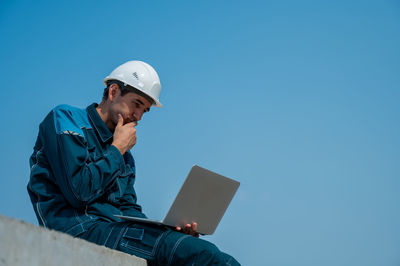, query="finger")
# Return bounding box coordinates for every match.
[124,122,137,128]
[192,222,198,232]
[180,224,187,233]
[176,226,181,231]
[116,114,124,127]
[184,224,191,234]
